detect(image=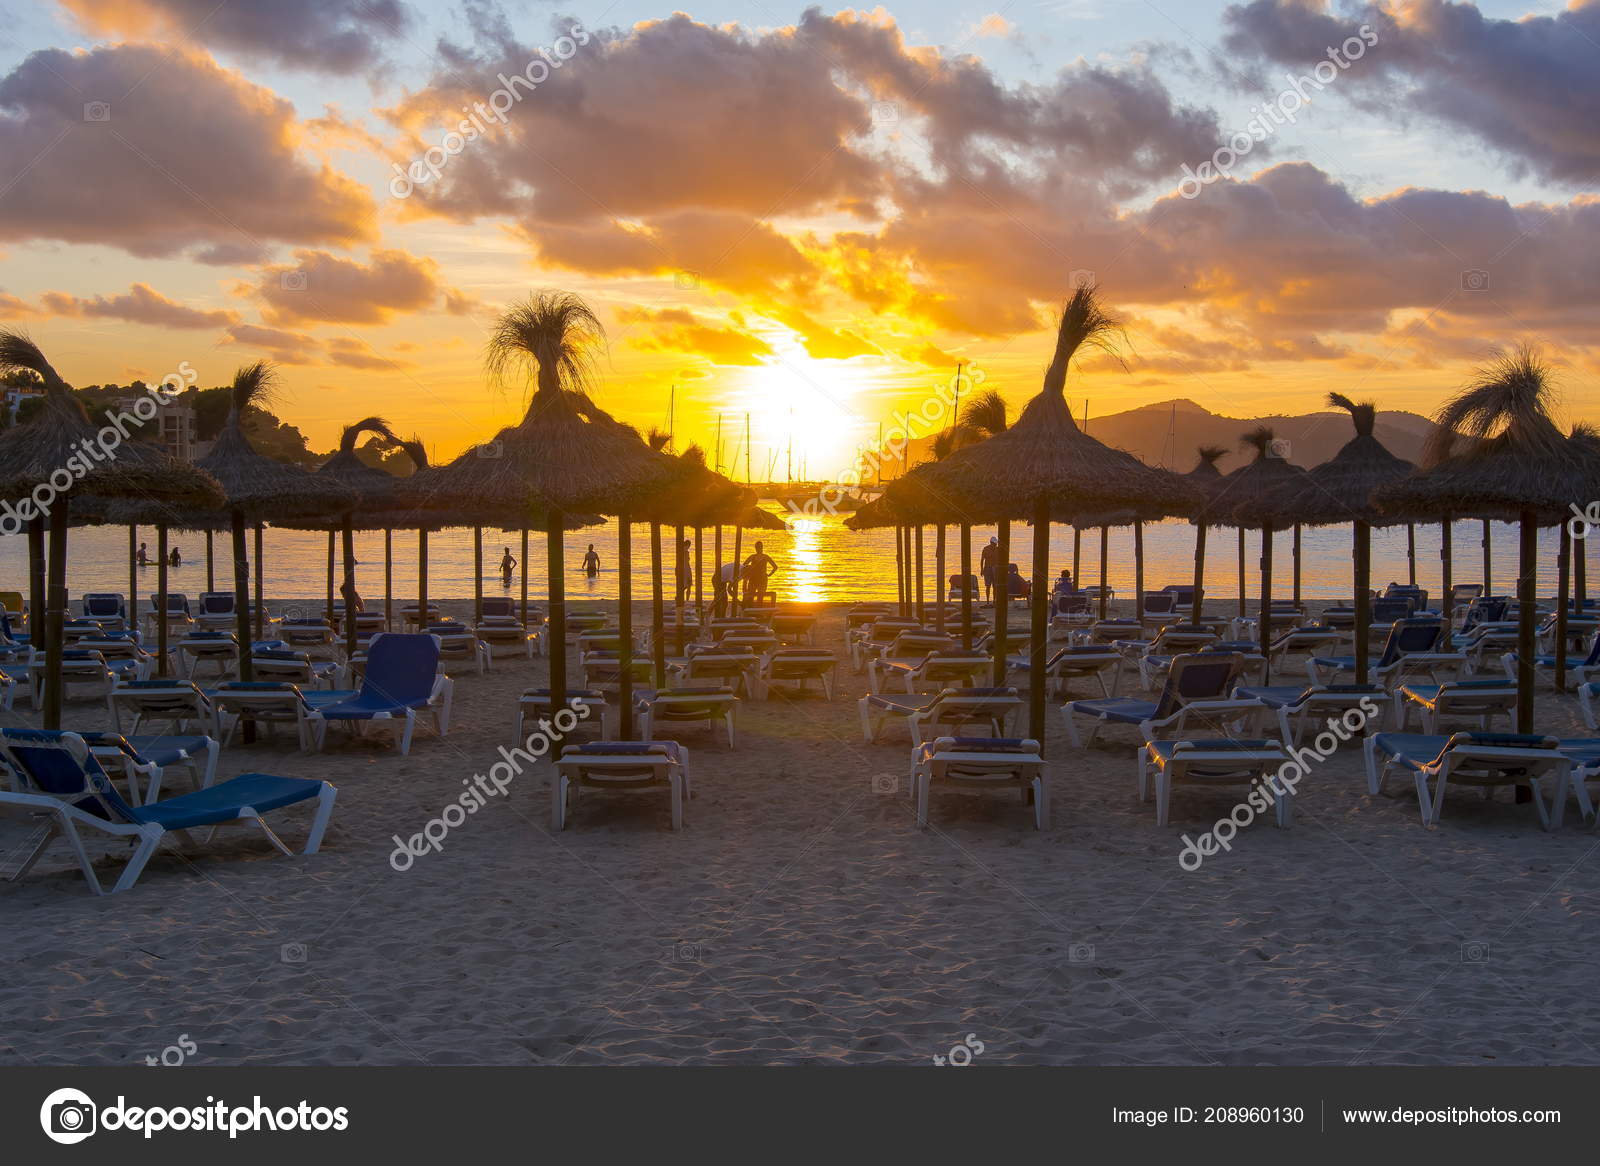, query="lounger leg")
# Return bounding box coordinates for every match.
[669,773,683,831]
[1528,778,1552,831]
[400,710,416,756]
[552,772,567,830]
[1137,751,1151,802]
[1154,769,1171,828]
[109,824,164,894]
[1033,774,1048,830]
[303,784,337,853]
[1061,707,1083,749]
[915,769,930,827]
